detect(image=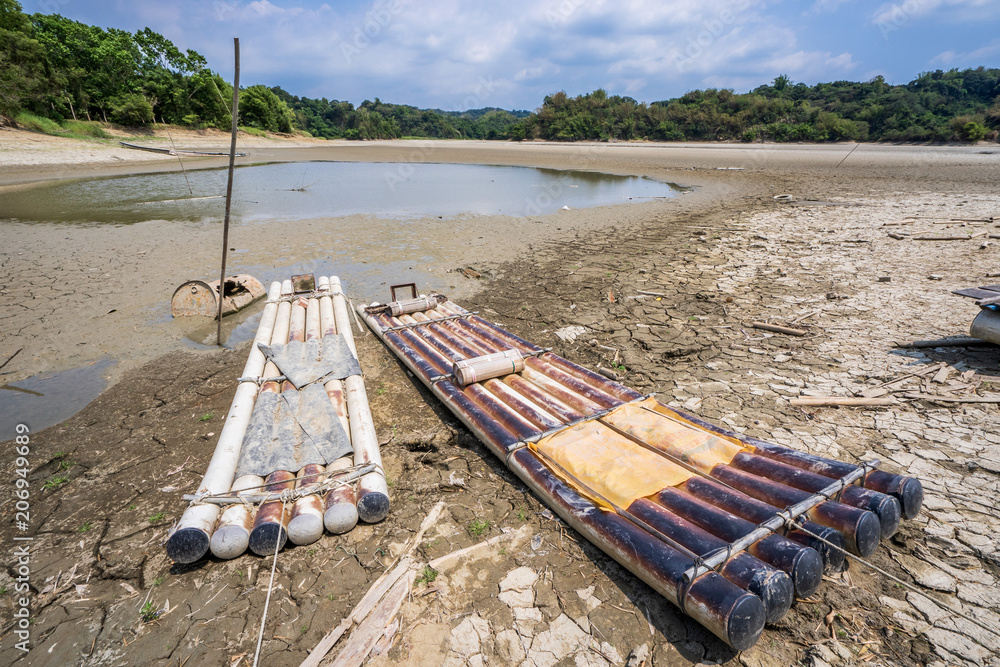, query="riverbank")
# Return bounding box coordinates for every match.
[0,135,998,666]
